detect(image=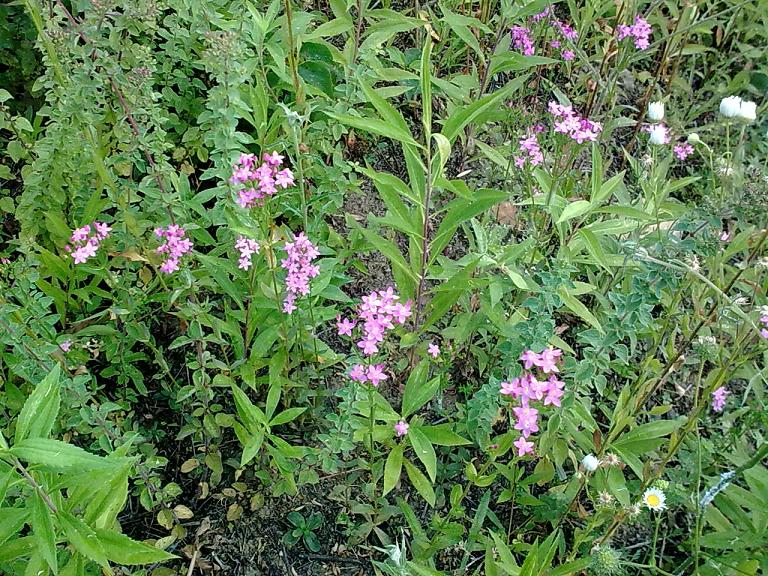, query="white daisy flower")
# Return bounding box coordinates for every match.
[642,487,667,511]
